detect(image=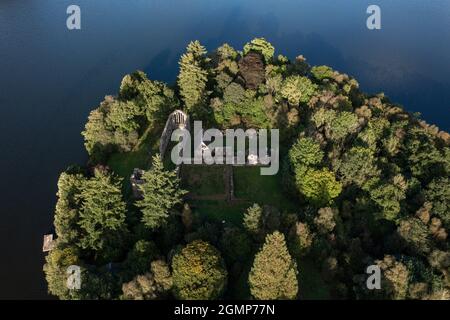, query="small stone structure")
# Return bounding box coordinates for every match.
[42,234,55,252]
[130,168,145,199]
[160,110,190,158]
